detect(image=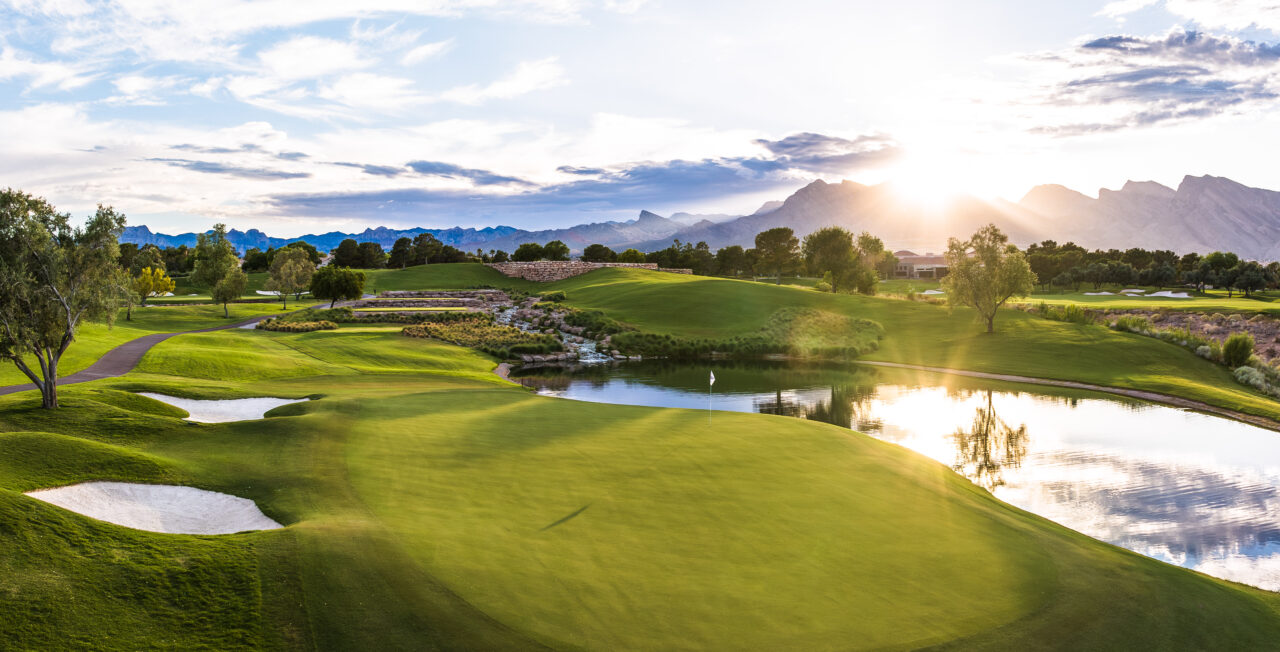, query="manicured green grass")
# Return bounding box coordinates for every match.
[2,327,1279,649]
[0,303,284,388]
[1017,287,1280,313]
[4,262,1280,649]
